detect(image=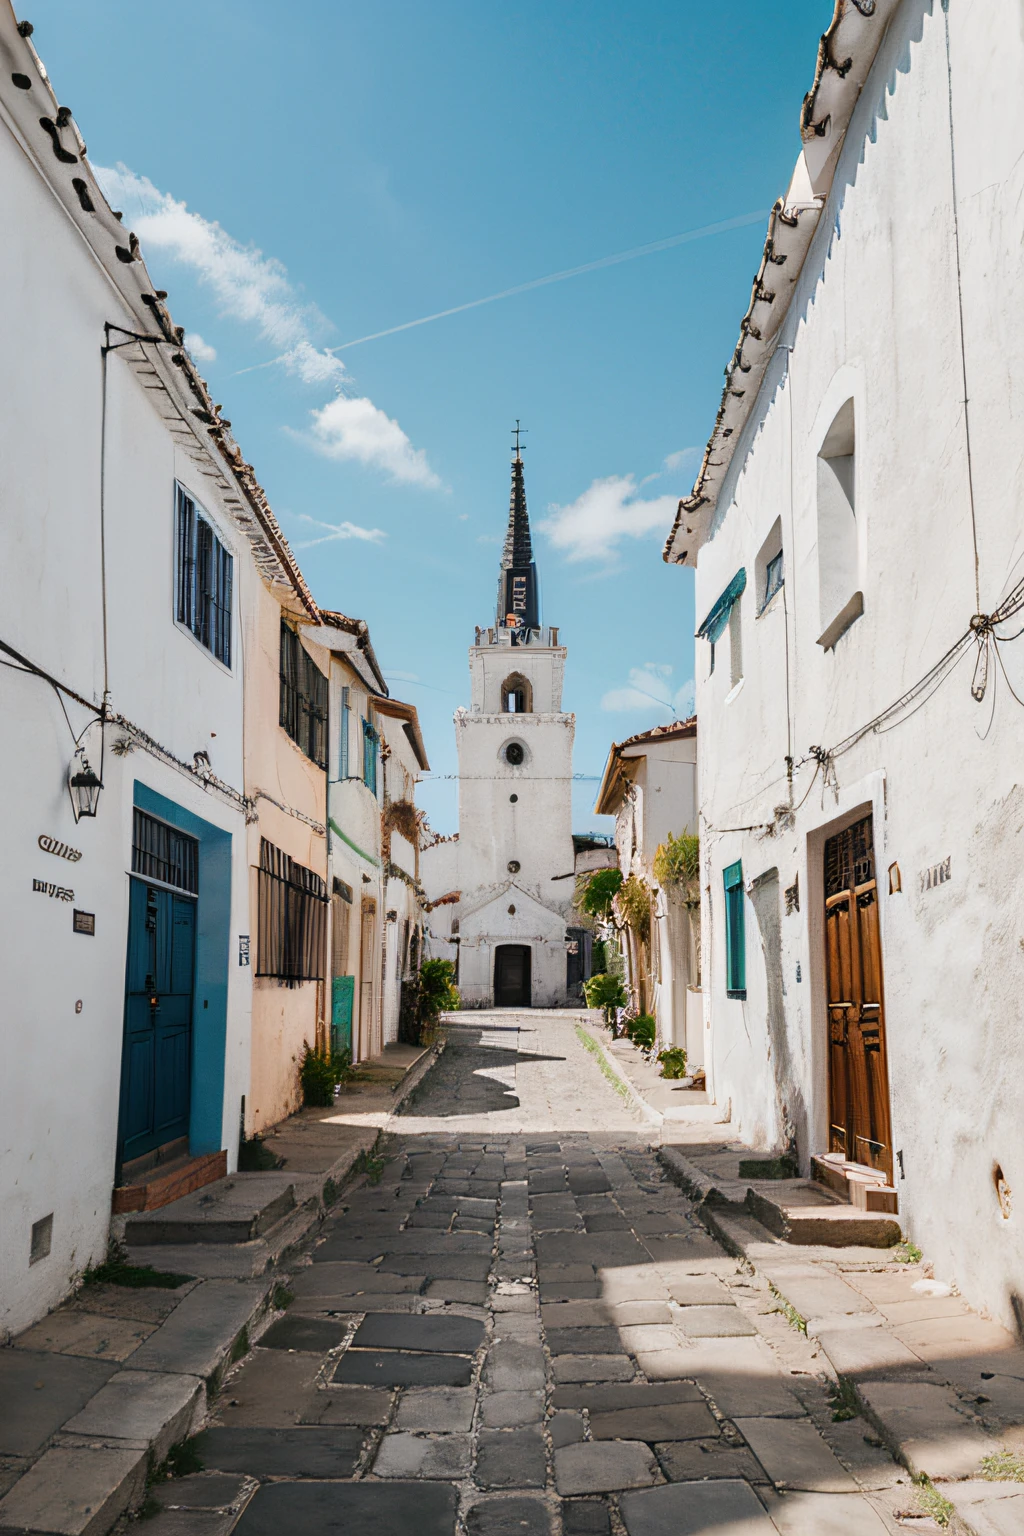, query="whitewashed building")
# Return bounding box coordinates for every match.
[595,721,700,1059]
[665,0,1024,1326]
[422,451,577,1007]
[0,11,324,1334]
